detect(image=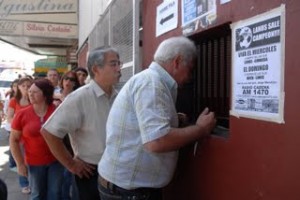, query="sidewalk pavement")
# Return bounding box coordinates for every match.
[0,128,29,200]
